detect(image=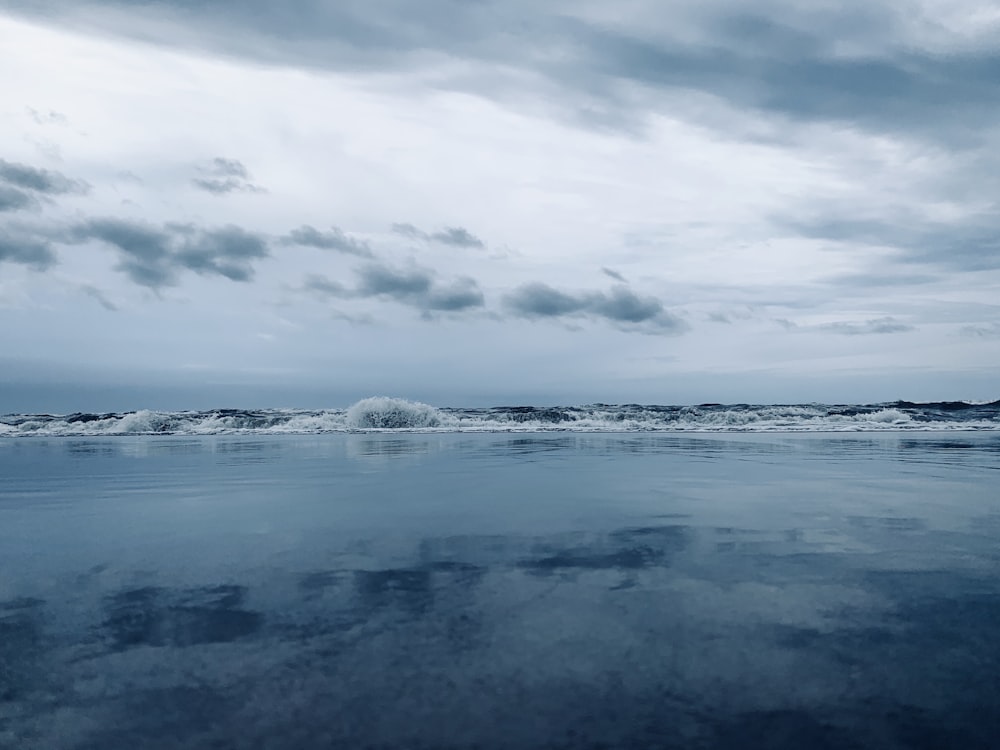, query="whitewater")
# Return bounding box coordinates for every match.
[2,396,999,436]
